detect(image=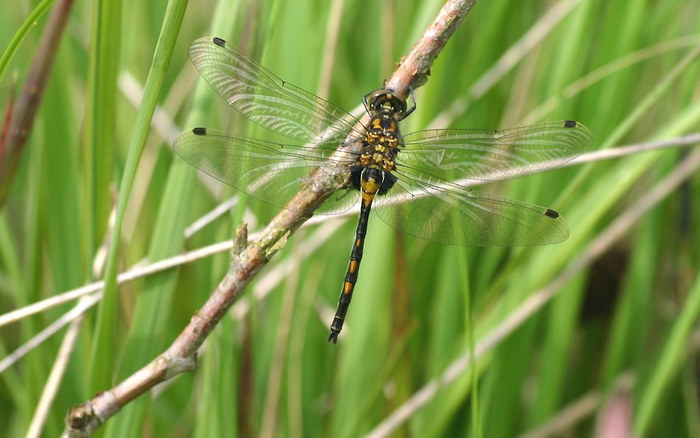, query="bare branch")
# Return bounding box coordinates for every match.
[385,0,477,96]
